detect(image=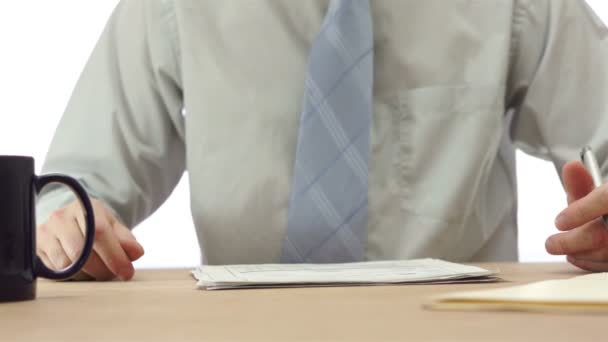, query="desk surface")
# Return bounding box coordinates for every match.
[0,262,603,341]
